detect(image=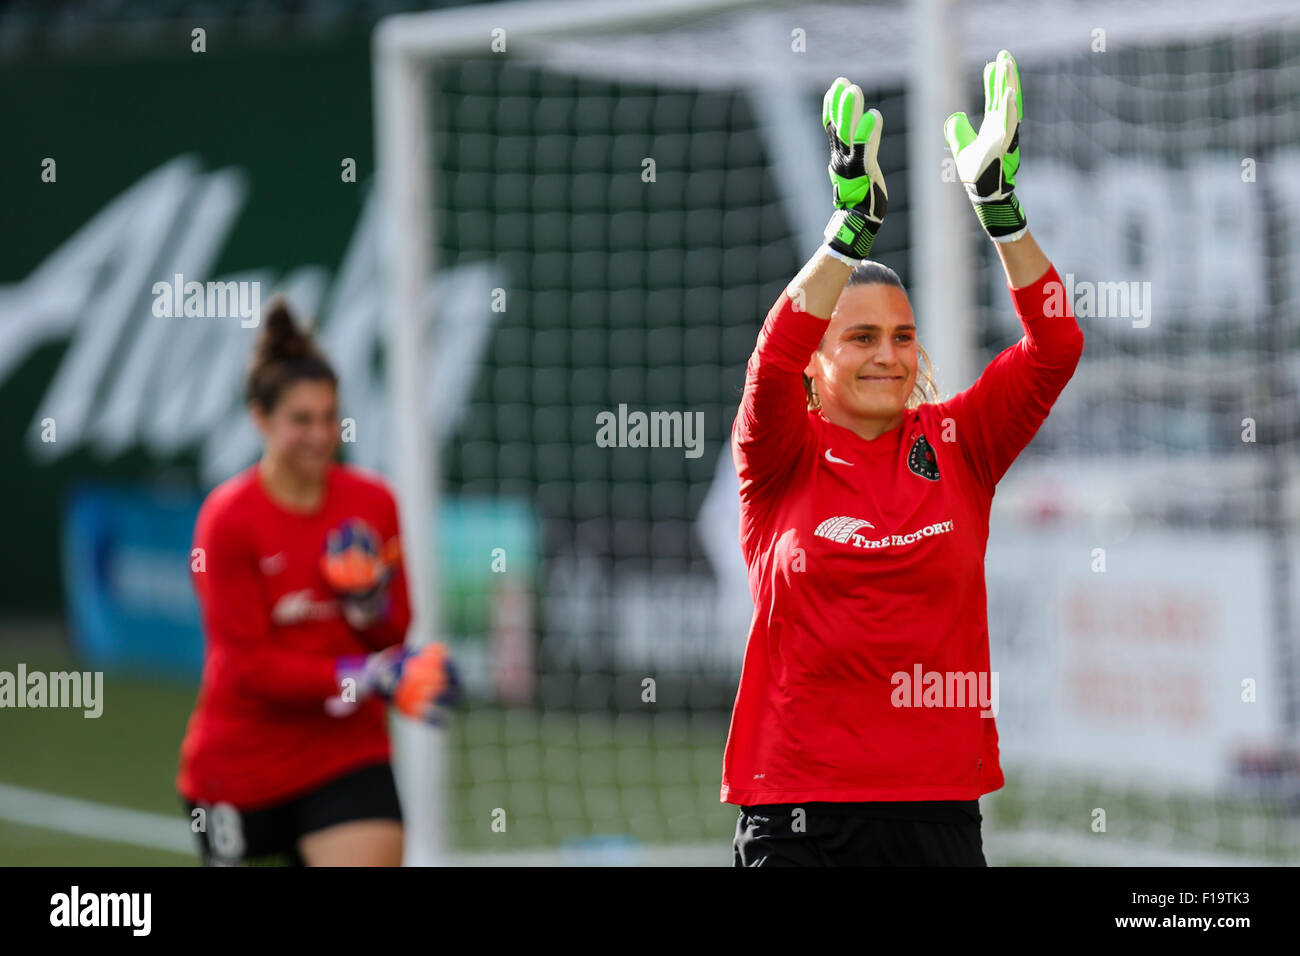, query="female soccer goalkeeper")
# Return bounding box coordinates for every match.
[723,51,1083,866]
[177,297,457,866]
